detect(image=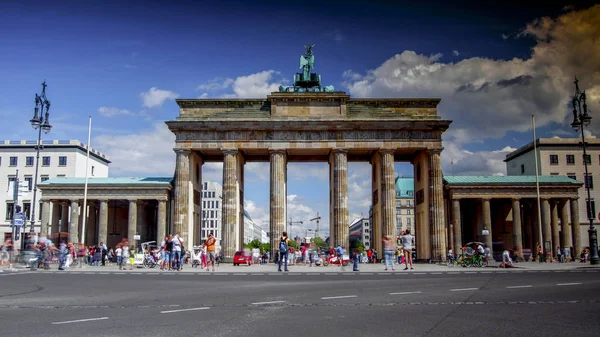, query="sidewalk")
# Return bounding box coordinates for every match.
[7,259,598,273]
